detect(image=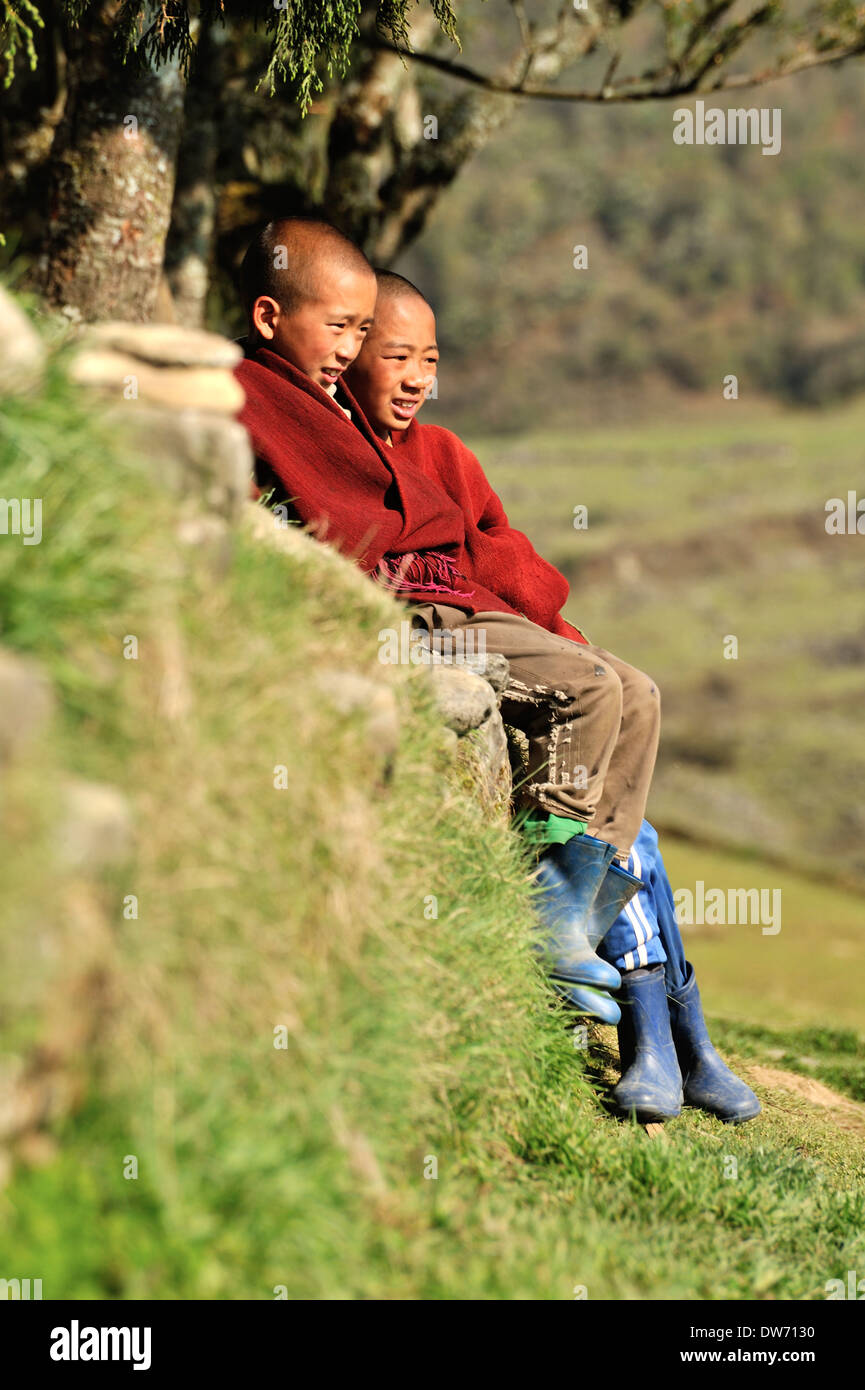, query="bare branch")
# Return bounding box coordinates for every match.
[370,28,865,102]
[687,3,776,89]
[509,0,536,86]
[601,50,621,96]
[509,0,532,52]
[701,36,865,93]
[671,0,738,75]
[356,0,863,264]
